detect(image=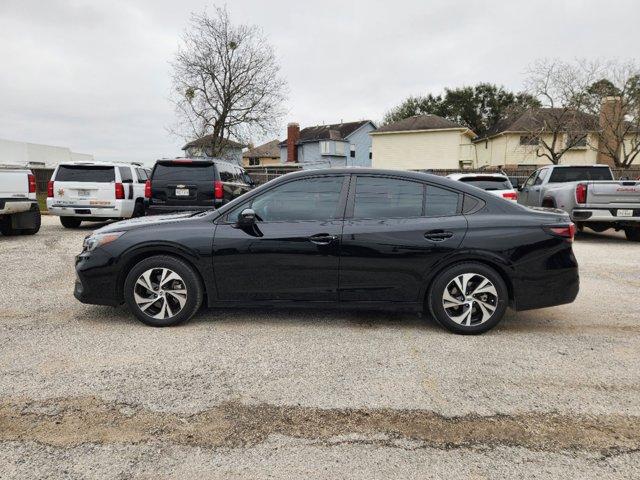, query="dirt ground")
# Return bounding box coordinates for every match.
[1,216,639,479]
